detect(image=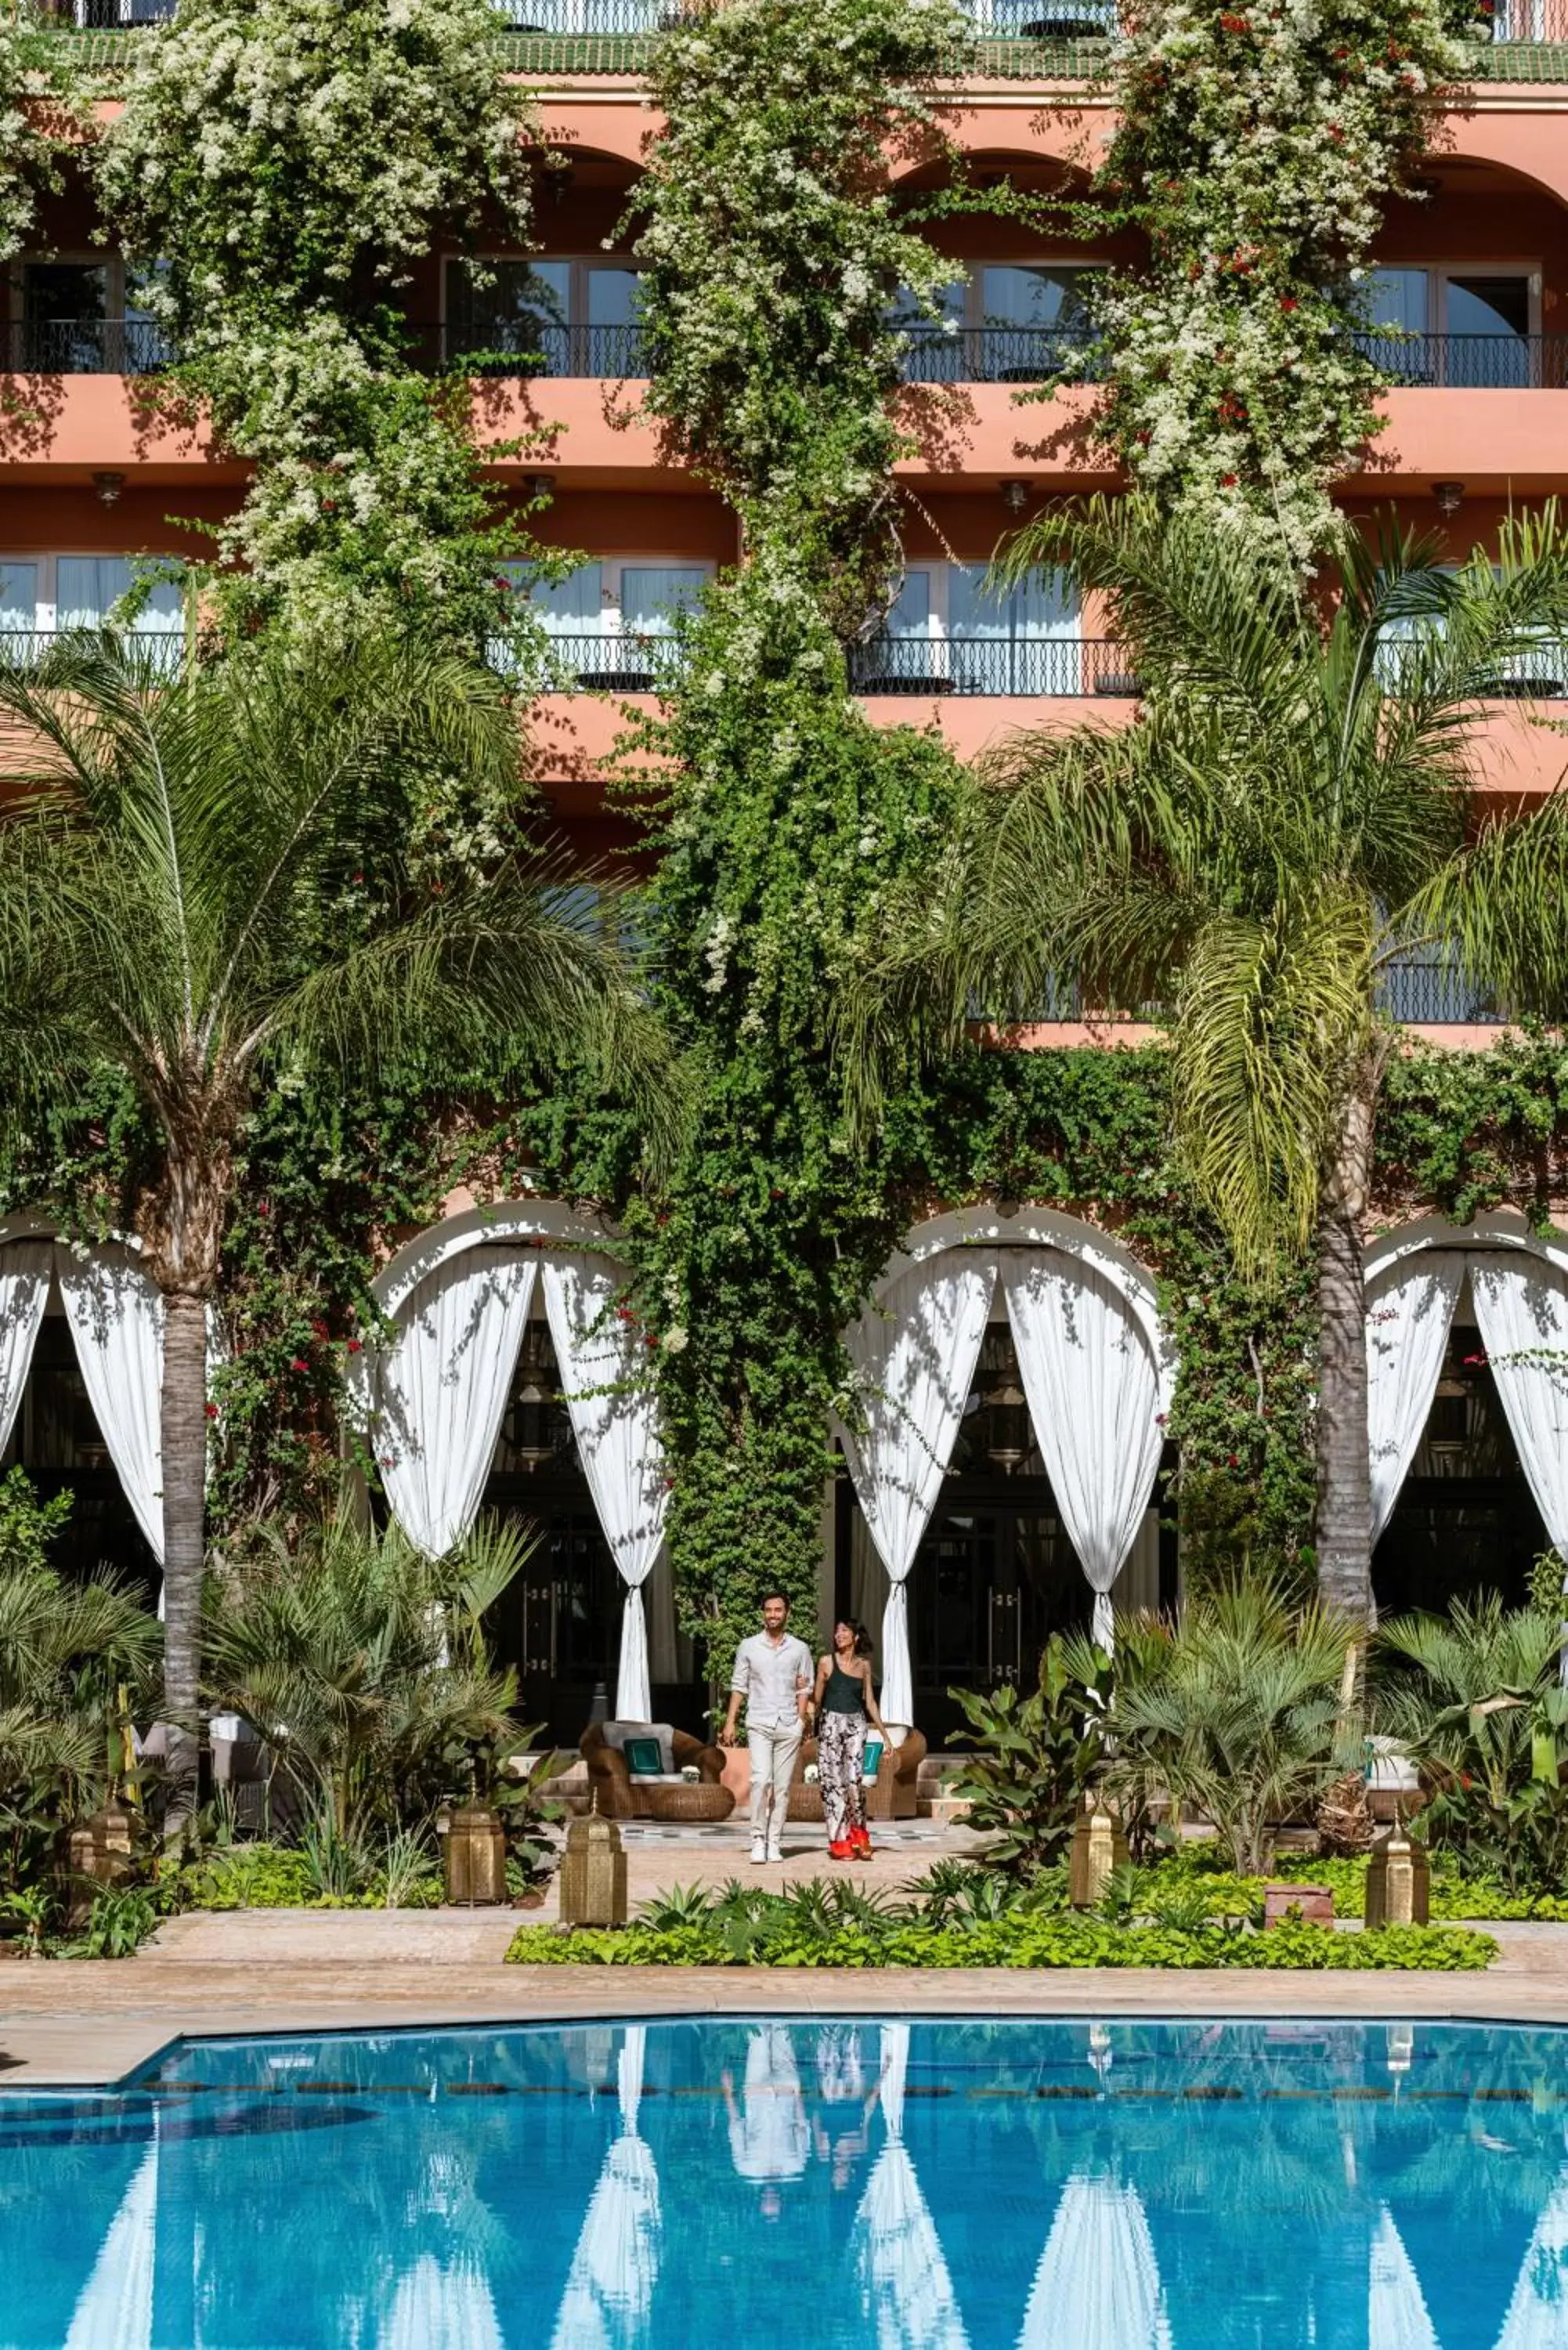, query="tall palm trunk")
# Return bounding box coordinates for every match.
[1313,1061,1381,1625]
[146,1121,230,1829]
[160,1286,209,1825]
